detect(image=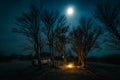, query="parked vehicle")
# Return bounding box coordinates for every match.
[32,58,51,66]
